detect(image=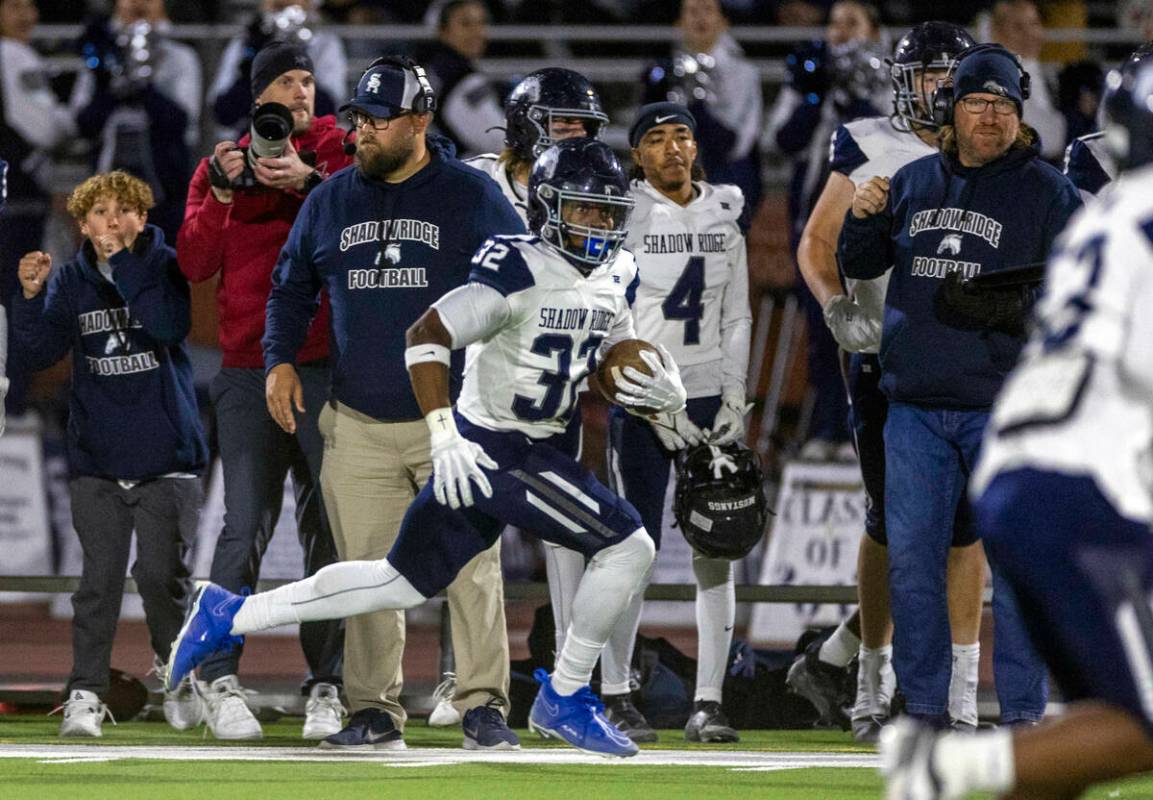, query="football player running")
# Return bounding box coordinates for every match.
[166,139,682,758]
[883,53,1153,800]
[597,102,752,744]
[464,67,611,681]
